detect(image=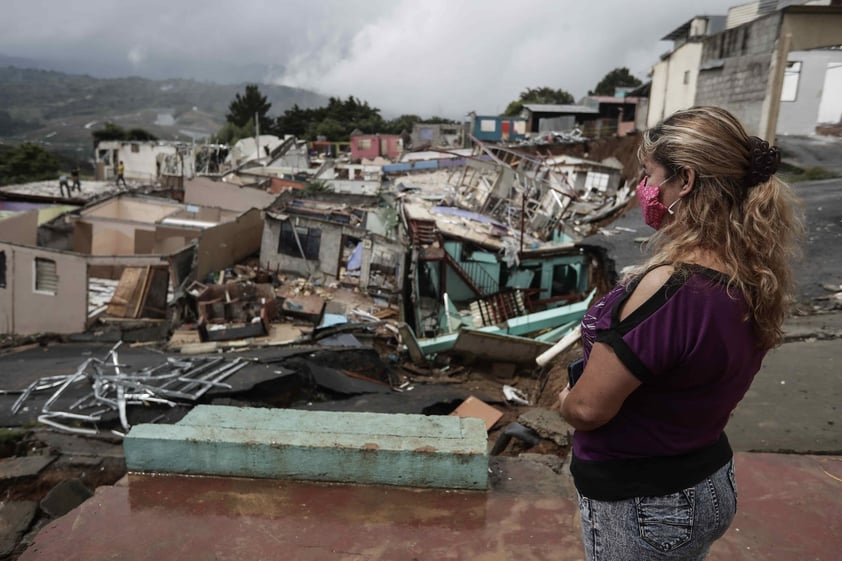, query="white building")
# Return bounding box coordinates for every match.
[647,15,726,128]
[645,1,842,138]
[95,141,197,183]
